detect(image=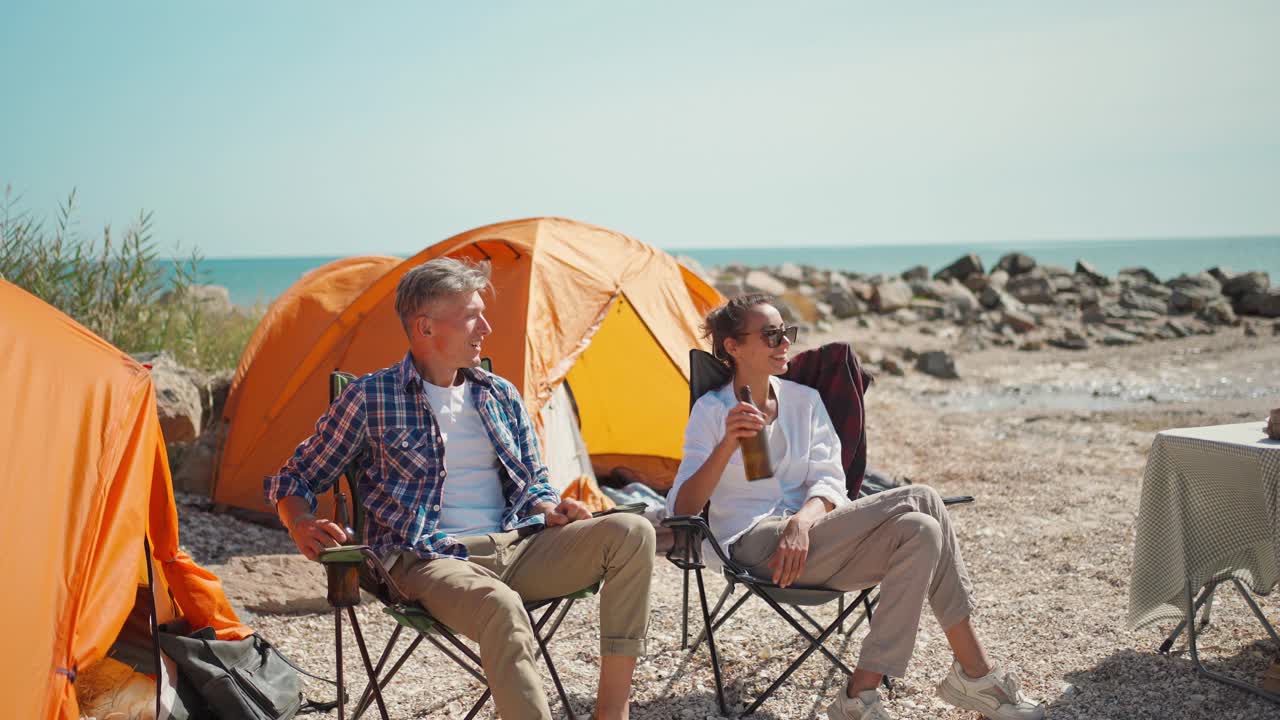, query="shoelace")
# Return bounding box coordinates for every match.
[992,669,1027,704]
